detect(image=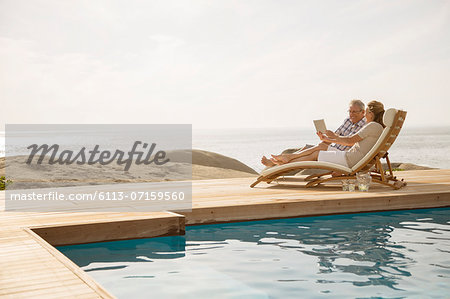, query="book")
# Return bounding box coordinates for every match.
[313,119,327,133]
